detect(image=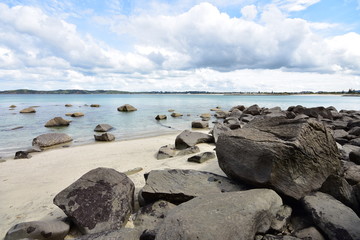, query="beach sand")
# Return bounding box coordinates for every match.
[0,131,223,237]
